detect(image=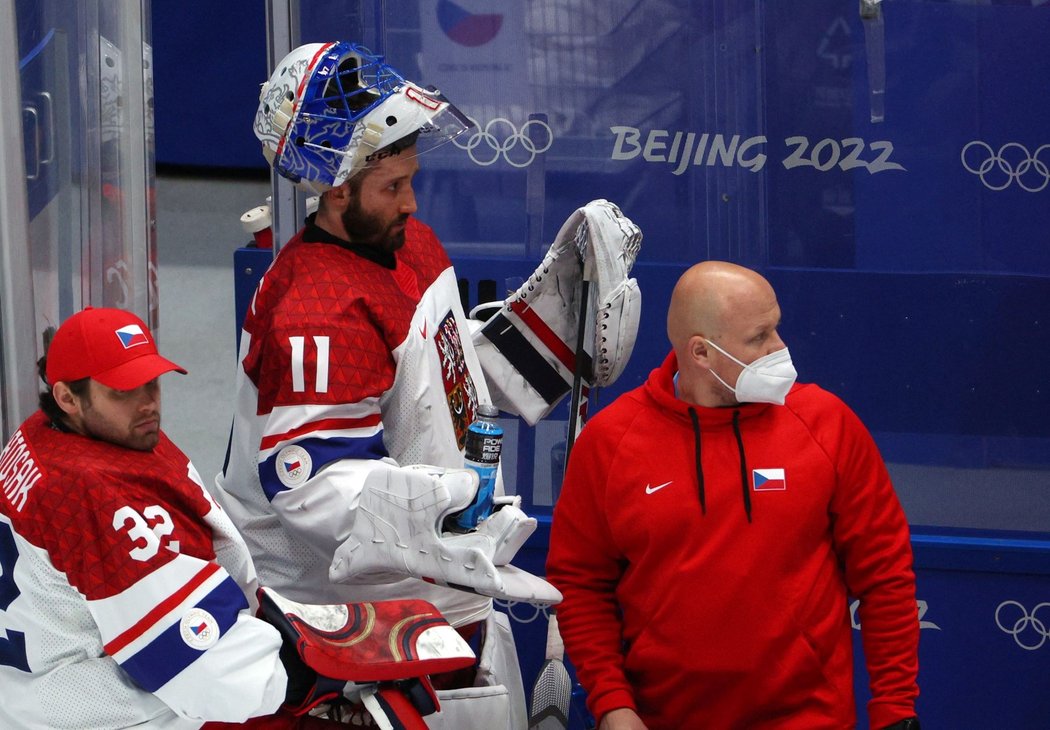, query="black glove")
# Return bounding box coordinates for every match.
[880,718,920,730]
[278,635,345,715]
